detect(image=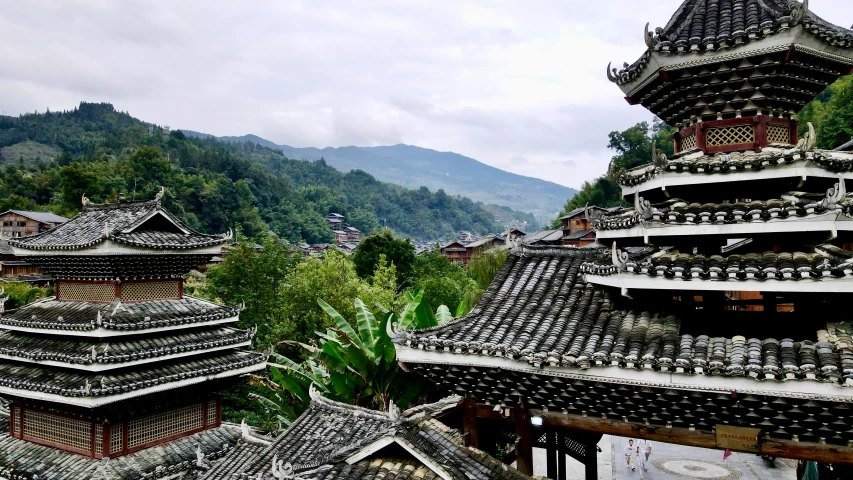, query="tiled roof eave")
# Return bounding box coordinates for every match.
[0,352,267,408]
[585,272,853,294]
[0,339,253,372]
[618,150,853,192]
[396,345,853,403]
